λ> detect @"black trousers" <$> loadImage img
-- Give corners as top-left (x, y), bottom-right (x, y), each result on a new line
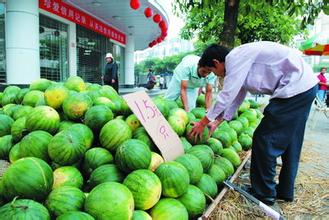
top-left (250, 85), bottom-right (317, 201)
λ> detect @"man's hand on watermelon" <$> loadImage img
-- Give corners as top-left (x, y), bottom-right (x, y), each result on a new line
top-left (190, 117), bottom-right (210, 142)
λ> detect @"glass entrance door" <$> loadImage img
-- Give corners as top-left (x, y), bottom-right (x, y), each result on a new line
top-left (39, 14), bottom-right (69, 82)
top-left (0, 3), bottom-right (5, 83)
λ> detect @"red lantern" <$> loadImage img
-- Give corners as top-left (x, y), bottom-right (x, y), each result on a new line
top-left (149, 42), bottom-right (153, 47)
top-left (161, 32), bottom-right (167, 37)
top-left (157, 37), bottom-right (162, 43)
top-left (159, 21), bottom-right (167, 29)
top-left (144, 7), bottom-right (153, 18)
top-left (152, 40), bottom-right (157, 46)
top-left (153, 14), bottom-right (162, 23)
top-left (130, 0), bottom-right (140, 10)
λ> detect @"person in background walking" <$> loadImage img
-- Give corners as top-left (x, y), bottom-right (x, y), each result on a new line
top-left (317, 67), bottom-right (329, 102)
top-left (159, 75), bottom-right (165, 89)
top-left (190, 42), bottom-right (318, 207)
top-left (103, 53), bottom-right (119, 93)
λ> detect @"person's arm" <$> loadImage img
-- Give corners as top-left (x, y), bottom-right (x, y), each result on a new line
top-left (180, 80), bottom-right (189, 112)
top-left (191, 55), bottom-right (254, 139)
top-left (222, 87), bottom-right (247, 120)
top-left (205, 84), bottom-right (213, 111)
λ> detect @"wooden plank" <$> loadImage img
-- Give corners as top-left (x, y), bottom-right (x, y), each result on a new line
top-left (201, 150), bottom-right (252, 220)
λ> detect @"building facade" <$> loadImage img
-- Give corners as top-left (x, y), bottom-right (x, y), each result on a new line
top-left (0, 0), bottom-right (169, 87)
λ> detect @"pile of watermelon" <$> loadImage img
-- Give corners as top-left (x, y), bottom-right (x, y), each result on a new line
top-left (0, 76), bottom-right (263, 220)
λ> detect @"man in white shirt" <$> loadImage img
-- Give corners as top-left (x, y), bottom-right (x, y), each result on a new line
top-left (191, 42), bottom-right (318, 206)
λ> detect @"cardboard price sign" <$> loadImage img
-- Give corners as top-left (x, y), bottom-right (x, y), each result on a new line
top-left (123, 91), bottom-right (184, 161)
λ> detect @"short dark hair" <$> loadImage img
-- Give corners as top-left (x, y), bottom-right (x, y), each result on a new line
top-left (198, 44), bottom-right (230, 67)
top-left (321, 67), bottom-right (327, 71)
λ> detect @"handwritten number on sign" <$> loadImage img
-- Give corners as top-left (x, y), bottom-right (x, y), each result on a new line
top-left (143, 100), bottom-right (156, 119)
top-left (159, 125), bottom-right (169, 139)
top-left (134, 101), bottom-right (146, 122)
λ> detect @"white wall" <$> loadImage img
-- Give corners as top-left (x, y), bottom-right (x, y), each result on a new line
top-left (124, 35), bottom-right (135, 86)
top-left (6, 0), bottom-right (40, 84)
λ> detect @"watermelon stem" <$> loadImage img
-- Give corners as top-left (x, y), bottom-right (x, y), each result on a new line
top-left (10, 196), bottom-right (28, 210)
top-left (204, 193), bottom-right (215, 202)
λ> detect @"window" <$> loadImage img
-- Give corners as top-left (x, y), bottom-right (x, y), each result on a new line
top-left (76, 25), bottom-right (108, 84)
top-left (39, 14), bottom-right (69, 82)
top-left (0, 3), bottom-right (5, 83)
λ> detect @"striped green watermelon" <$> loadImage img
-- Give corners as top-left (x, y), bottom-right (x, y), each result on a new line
top-left (85, 182), bottom-right (134, 220)
top-left (207, 164), bottom-right (226, 185)
top-left (180, 137), bottom-right (192, 152)
top-left (30, 78), bottom-right (52, 91)
top-left (64, 76), bottom-right (86, 92)
top-left (58, 120), bottom-right (75, 132)
top-left (148, 152), bottom-right (164, 172)
top-left (178, 185), bottom-right (206, 218)
top-left (57, 211), bottom-right (94, 220)
top-left (25, 106), bottom-right (60, 134)
top-left (125, 114), bottom-right (141, 132)
top-left (168, 115), bottom-right (186, 136)
top-left (132, 210), bottom-right (152, 220)
top-left (82, 147), bottom-right (113, 175)
top-left (155, 161), bottom-right (190, 198)
top-left (133, 127), bottom-right (156, 151)
top-left (12, 105), bottom-right (32, 120)
top-left (169, 108), bottom-right (189, 124)
top-left (9, 143), bottom-right (21, 163)
top-left (88, 164), bottom-right (124, 189)
top-left (84, 105), bottom-right (113, 133)
top-left (1, 86), bottom-right (20, 105)
top-left (214, 156), bottom-right (234, 178)
top-left (207, 138), bottom-right (223, 155)
top-left (99, 119), bottom-right (132, 151)
top-left (48, 130), bottom-right (87, 165)
top-left (11, 117), bottom-right (27, 142)
top-left (123, 169), bottom-right (161, 210)
top-left (1, 157), bottom-right (53, 201)
top-left (14, 88), bottom-right (29, 104)
top-left (221, 148), bottom-right (241, 168)
top-left (93, 97), bottom-right (120, 115)
top-left (150, 198), bottom-right (188, 220)
top-left (44, 83), bottom-right (69, 109)
top-left (99, 85), bottom-right (120, 100)
top-left (115, 139), bottom-right (151, 173)
top-left (19, 130), bottom-right (52, 162)
top-left (70, 123), bottom-right (94, 149)
top-left (53, 166), bottom-right (84, 189)
top-left (0, 114), bottom-right (14, 137)
top-left (0, 135), bottom-right (13, 160)
top-left (175, 154), bottom-right (203, 184)
top-left (22, 90), bottom-right (45, 107)
top-left (186, 145), bottom-right (214, 172)
top-left (196, 174), bottom-right (218, 199)
top-left (62, 92), bottom-right (92, 120)
top-left (0, 199), bottom-right (50, 219)
top-left (46, 186), bottom-right (85, 217)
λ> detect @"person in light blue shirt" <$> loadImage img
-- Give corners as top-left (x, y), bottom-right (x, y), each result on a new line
top-left (165, 54), bottom-right (217, 112)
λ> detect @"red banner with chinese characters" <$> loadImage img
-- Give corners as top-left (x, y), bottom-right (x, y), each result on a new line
top-left (39, 0), bottom-right (126, 45)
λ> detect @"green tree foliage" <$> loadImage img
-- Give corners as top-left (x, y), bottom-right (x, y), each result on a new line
top-left (173, 0), bottom-right (329, 47)
top-left (134, 52), bottom-right (193, 76)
